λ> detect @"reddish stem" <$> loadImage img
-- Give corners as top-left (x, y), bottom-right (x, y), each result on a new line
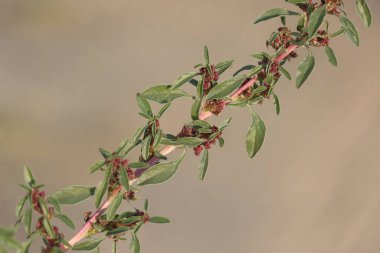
top-left (64, 44), bottom-right (299, 251)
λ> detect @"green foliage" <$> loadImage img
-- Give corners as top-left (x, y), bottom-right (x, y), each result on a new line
top-left (138, 151), bottom-right (185, 186)
top-left (254, 8), bottom-right (299, 24)
top-left (246, 110), bottom-right (266, 159)
top-left (52, 185), bottom-right (96, 206)
top-left (356, 0), bottom-right (372, 27)
top-left (296, 52), bottom-right (315, 89)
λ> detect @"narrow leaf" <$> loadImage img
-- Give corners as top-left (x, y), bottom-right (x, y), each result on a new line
top-left (340, 16), bottom-right (360, 46)
top-left (55, 214), bottom-right (75, 230)
top-left (95, 167), bottom-right (112, 208)
top-left (107, 191), bottom-right (123, 220)
top-left (254, 8), bottom-right (299, 24)
top-left (206, 76), bottom-right (246, 100)
top-left (273, 93), bottom-right (281, 115)
top-left (176, 137), bottom-right (205, 147)
top-left (140, 85), bottom-right (190, 104)
top-left (246, 110), bottom-right (266, 158)
top-left (356, 0), bottom-right (372, 27)
top-left (52, 186), bottom-right (95, 206)
top-left (72, 238), bottom-right (106, 251)
top-left (137, 151), bottom-right (185, 186)
top-left (308, 5), bottom-right (326, 38)
top-left (23, 166), bottom-right (35, 187)
top-left (149, 216), bottom-right (170, 223)
top-left (119, 167), bottom-right (130, 192)
top-left (198, 149), bottom-right (209, 180)
top-left (296, 52), bottom-right (315, 89)
top-left (172, 72), bottom-right (198, 90)
top-left (325, 46), bottom-right (337, 67)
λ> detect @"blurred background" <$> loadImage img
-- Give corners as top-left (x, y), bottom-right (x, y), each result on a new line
top-left (0, 0), bottom-right (379, 252)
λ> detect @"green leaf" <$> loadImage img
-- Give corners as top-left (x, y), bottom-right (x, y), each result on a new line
top-left (142, 136), bottom-right (152, 160)
top-left (215, 60), bottom-right (234, 75)
top-left (246, 110), bottom-right (266, 158)
top-left (137, 151), bottom-right (185, 186)
top-left (52, 185), bottom-right (95, 206)
top-left (129, 162), bottom-right (149, 169)
top-left (296, 52), bottom-right (315, 89)
top-left (272, 93), bottom-right (280, 115)
top-left (286, 0), bottom-right (306, 3)
top-left (23, 166), bottom-right (35, 187)
top-left (55, 214), bottom-right (75, 230)
top-left (72, 237), bottom-right (106, 251)
top-left (340, 16), bottom-right (360, 46)
top-left (191, 99), bottom-right (201, 121)
top-left (131, 233), bottom-right (140, 253)
top-left (246, 65), bottom-right (264, 78)
top-left (149, 216), bottom-right (170, 224)
top-left (0, 227), bottom-right (16, 238)
top-left (106, 227), bottom-right (130, 236)
top-left (95, 167), bottom-right (112, 208)
top-left (144, 199), bottom-right (149, 212)
top-left (38, 197), bottom-right (49, 216)
top-left (107, 191), bottom-right (124, 220)
top-left (172, 72), bottom-right (198, 90)
top-left (325, 46), bottom-right (337, 67)
top-left (308, 5), bottom-right (326, 38)
top-left (15, 195), bottom-right (28, 218)
top-left (206, 76), bottom-right (246, 100)
top-left (136, 94), bottom-right (153, 116)
top-left (176, 137), bottom-right (205, 147)
top-left (43, 217), bottom-right (55, 239)
top-left (23, 208), bottom-right (32, 235)
top-left (198, 149), bottom-right (209, 180)
top-left (254, 8), bottom-right (299, 24)
top-left (47, 197), bottom-right (61, 213)
top-left (119, 168), bottom-right (130, 192)
top-left (140, 85), bottom-right (190, 104)
top-left (279, 66), bottom-right (291, 80)
top-left (89, 161), bottom-right (106, 174)
top-left (356, 0), bottom-right (372, 27)
top-left (203, 46), bottom-right (210, 65)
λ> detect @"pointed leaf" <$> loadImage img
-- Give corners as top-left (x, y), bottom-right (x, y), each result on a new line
top-left (149, 216), bottom-right (170, 224)
top-left (325, 46), bottom-right (337, 67)
top-left (137, 151), bottom-right (185, 186)
top-left (95, 167), bottom-right (112, 208)
top-left (55, 214), bottom-right (75, 230)
top-left (356, 0), bottom-right (372, 27)
top-left (254, 8), bottom-right (299, 24)
top-left (172, 72), bottom-right (198, 90)
top-left (206, 76), bottom-right (246, 100)
top-left (107, 191), bottom-right (124, 220)
top-left (72, 238), bottom-right (106, 251)
top-left (140, 85), bottom-right (190, 104)
top-left (340, 16), bottom-right (360, 46)
top-left (198, 149), bottom-right (209, 180)
top-left (52, 186), bottom-right (95, 206)
top-left (176, 137), bottom-right (205, 147)
top-left (246, 111), bottom-right (266, 158)
top-left (308, 5), bottom-right (326, 38)
top-left (296, 52), bottom-right (315, 88)
top-left (273, 93), bottom-right (281, 115)
top-left (119, 167), bottom-right (130, 192)
top-left (23, 166), bottom-right (35, 187)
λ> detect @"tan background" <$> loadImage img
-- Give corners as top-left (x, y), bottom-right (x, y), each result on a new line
top-left (1, 0), bottom-right (380, 252)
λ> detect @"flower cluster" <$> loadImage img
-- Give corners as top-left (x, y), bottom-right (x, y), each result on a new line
top-left (199, 65), bottom-right (219, 93)
top-left (309, 30), bottom-right (329, 47)
top-left (204, 99), bottom-right (225, 115)
top-left (179, 125), bottom-right (222, 156)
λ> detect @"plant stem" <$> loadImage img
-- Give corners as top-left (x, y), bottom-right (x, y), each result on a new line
top-left (64, 44), bottom-right (298, 251)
